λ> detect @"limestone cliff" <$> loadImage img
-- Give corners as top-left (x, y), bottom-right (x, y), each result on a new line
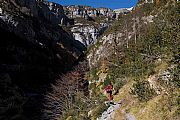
top-left (62, 5), bottom-right (133, 47)
top-left (64, 5), bottom-right (116, 47)
top-left (64, 5), bottom-right (115, 19)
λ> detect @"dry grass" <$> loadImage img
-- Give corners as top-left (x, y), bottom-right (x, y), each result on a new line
top-left (113, 80), bottom-right (135, 120)
top-left (113, 71), bottom-right (179, 120)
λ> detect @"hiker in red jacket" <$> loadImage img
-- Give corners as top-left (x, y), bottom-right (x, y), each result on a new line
top-left (105, 82), bottom-right (113, 101)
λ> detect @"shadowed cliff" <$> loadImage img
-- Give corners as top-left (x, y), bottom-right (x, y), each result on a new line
top-left (0, 0), bottom-right (86, 119)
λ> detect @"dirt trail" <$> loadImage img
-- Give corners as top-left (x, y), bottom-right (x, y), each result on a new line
top-left (97, 99), bottom-right (136, 120)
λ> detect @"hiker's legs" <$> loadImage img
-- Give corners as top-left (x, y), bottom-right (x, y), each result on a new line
top-left (106, 92), bottom-right (111, 101)
top-left (107, 91), bottom-right (113, 101)
top-left (110, 93), bottom-right (113, 100)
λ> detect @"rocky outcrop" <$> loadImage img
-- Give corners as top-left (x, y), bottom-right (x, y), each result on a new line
top-left (71, 23), bottom-right (110, 46)
top-left (72, 25), bottom-right (99, 46)
top-left (97, 103), bottom-right (121, 120)
top-left (0, 0), bottom-right (85, 119)
top-left (114, 8), bottom-right (132, 19)
top-left (64, 5), bottom-right (115, 19)
top-left (43, 1), bottom-right (74, 25)
top-left (97, 100), bottom-right (135, 120)
top-left (14, 0), bottom-right (73, 25)
top-left (63, 6), bottom-right (133, 47)
top-left (63, 5), bottom-right (115, 46)
top-left (87, 31), bottom-right (127, 68)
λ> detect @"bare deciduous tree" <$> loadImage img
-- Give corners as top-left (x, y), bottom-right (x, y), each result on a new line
top-left (42, 61), bottom-right (89, 120)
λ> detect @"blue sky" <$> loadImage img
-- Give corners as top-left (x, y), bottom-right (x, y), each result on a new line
top-left (48, 0), bottom-right (138, 10)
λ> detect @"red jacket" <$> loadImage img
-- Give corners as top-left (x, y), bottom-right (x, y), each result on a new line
top-left (105, 84), bottom-right (113, 92)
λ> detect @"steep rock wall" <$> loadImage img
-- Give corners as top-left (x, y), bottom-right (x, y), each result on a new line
top-left (0, 0), bottom-right (85, 119)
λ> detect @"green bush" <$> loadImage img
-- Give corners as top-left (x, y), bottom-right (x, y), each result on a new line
top-left (90, 67), bottom-right (99, 80)
top-left (169, 54), bottom-right (179, 89)
top-left (130, 80), bottom-right (157, 102)
top-left (171, 65), bottom-right (180, 88)
top-left (143, 3), bottom-right (155, 12)
top-left (113, 78), bottom-right (127, 92)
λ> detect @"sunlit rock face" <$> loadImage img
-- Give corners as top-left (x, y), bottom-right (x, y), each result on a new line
top-left (63, 5), bottom-right (133, 47)
top-left (113, 8), bottom-right (131, 19)
top-left (71, 23), bottom-right (110, 46)
top-left (14, 0), bottom-right (73, 25)
top-left (63, 5), bottom-right (115, 46)
top-left (43, 1), bottom-right (74, 25)
top-left (71, 26), bottom-right (99, 46)
top-left (63, 5), bottom-right (115, 19)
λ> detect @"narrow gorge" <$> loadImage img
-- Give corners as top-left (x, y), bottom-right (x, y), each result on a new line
top-left (0, 0), bottom-right (179, 120)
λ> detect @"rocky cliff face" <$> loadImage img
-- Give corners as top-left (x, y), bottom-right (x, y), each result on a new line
top-left (13, 0), bottom-right (73, 25)
top-left (44, 1), bottom-right (74, 25)
top-left (63, 5), bottom-right (115, 47)
top-left (0, 0), bottom-right (85, 119)
top-left (64, 5), bottom-right (115, 19)
top-left (63, 5), bottom-right (133, 47)
top-left (71, 22), bottom-right (110, 46)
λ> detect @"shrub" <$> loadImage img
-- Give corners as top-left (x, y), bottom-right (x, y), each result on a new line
top-left (113, 78), bottom-right (127, 93)
top-left (90, 67), bottom-right (99, 81)
top-left (130, 80), bottom-right (157, 102)
top-left (170, 65), bottom-right (180, 88)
